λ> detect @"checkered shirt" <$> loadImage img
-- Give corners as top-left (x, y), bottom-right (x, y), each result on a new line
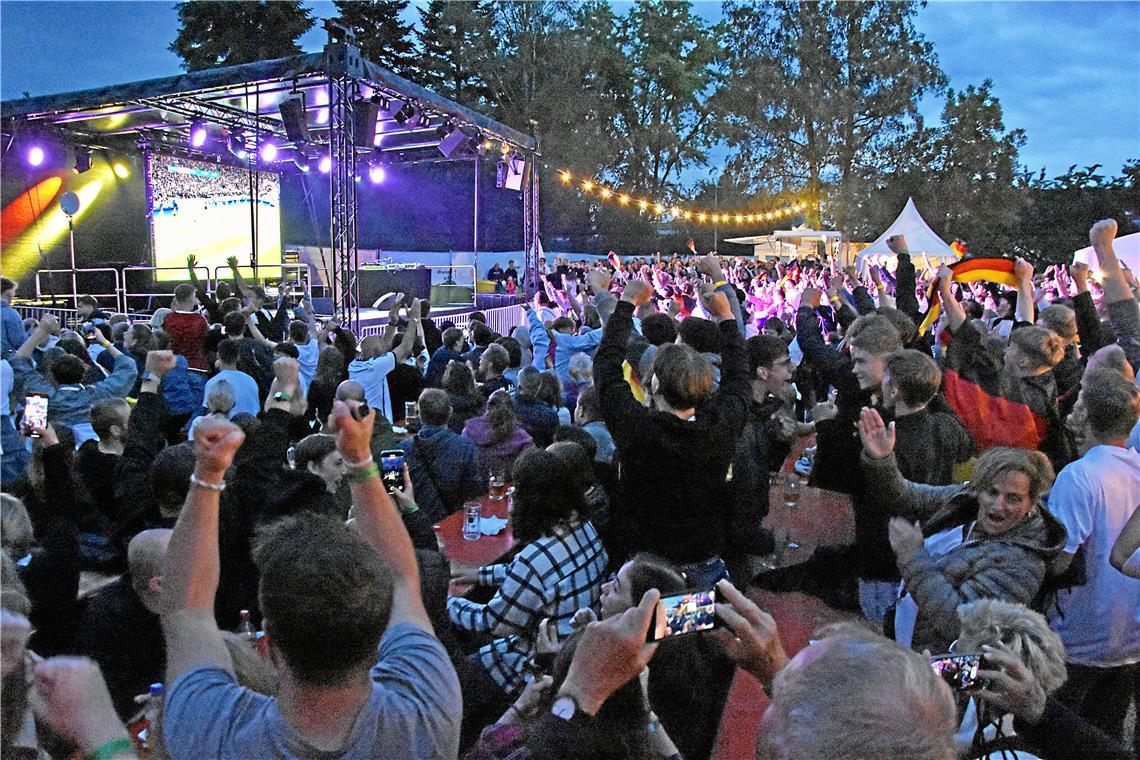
top-left (448, 519), bottom-right (608, 695)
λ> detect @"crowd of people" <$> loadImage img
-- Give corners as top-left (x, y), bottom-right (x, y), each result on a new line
top-left (0, 218), bottom-right (1138, 760)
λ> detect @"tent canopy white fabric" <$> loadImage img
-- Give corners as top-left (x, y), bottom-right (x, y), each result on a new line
top-left (856, 198), bottom-right (956, 268)
top-left (1072, 231), bottom-right (1140, 274)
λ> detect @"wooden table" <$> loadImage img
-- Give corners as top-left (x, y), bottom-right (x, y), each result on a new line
top-left (433, 493), bottom-right (516, 594)
top-left (759, 434), bottom-right (855, 569)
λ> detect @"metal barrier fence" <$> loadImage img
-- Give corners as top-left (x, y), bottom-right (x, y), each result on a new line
top-left (35, 268), bottom-right (123, 313)
top-left (355, 303), bottom-right (526, 339)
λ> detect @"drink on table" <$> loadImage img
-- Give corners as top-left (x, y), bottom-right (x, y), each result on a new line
top-left (783, 474), bottom-right (801, 509)
top-left (463, 501), bottom-right (482, 541)
top-left (239, 609), bottom-right (257, 644)
top-left (488, 471), bottom-right (507, 501)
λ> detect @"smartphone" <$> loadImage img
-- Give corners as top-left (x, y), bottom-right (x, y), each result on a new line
top-left (380, 450), bottom-right (404, 493)
top-left (646, 588), bottom-right (719, 642)
top-left (22, 393), bottom-right (48, 437)
top-left (929, 653), bottom-right (988, 692)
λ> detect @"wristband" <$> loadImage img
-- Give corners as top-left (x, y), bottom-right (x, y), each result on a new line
top-left (828, 294), bottom-right (841, 303)
top-left (712, 280), bottom-right (728, 289)
top-left (343, 454), bottom-right (374, 469)
top-left (347, 462), bottom-right (379, 484)
top-left (272, 391), bottom-right (292, 402)
top-left (400, 502), bottom-right (419, 515)
top-left (189, 473), bottom-right (226, 492)
top-left (83, 737), bottom-right (135, 760)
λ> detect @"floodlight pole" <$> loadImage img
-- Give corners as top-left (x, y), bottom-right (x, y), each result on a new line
top-left (522, 121), bottom-right (541, 296)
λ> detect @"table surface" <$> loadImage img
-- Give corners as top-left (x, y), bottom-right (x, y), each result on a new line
top-left (761, 434), bottom-right (855, 568)
top-left (434, 493), bottom-right (515, 593)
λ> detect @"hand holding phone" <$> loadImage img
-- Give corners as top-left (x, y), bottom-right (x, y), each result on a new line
top-left (380, 450), bottom-right (405, 493)
top-left (929, 652), bottom-right (989, 692)
top-left (22, 394), bottom-right (49, 438)
top-left (646, 588), bottom-right (719, 642)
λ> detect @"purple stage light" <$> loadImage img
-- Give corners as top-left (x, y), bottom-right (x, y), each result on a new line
top-left (260, 142), bottom-right (278, 162)
top-left (27, 146), bottom-right (45, 167)
top-left (368, 164), bottom-right (385, 184)
top-left (318, 155), bottom-right (332, 173)
top-left (190, 122), bottom-right (208, 148)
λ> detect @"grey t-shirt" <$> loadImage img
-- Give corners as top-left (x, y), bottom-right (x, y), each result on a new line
top-left (163, 624), bottom-right (461, 759)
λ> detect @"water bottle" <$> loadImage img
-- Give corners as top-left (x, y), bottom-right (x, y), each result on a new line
top-left (239, 609), bottom-right (257, 644)
top-left (463, 501), bottom-right (482, 541)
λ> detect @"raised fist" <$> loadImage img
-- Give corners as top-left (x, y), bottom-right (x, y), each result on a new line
top-left (1089, 219), bottom-right (1118, 248)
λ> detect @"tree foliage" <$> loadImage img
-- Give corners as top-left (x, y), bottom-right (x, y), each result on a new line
top-left (333, 0), bottom-right (417, 77)
top-left (413, 0), bottom-right (496, 109)
top-left (169, 1), bottom-right (314, 72)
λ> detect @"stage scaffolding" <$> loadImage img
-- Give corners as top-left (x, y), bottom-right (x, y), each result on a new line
top-left (1, 26), bottom-right (539, 332)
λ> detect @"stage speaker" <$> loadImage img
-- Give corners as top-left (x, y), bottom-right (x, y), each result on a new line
top-left (353, 99), bottom-right (381, 148)
top-left (499, 156), bottom-right (526, 191)
top-left (438, 128), bottom-right (469, 158)
top-left (279, 98), bottom-right (311, 144)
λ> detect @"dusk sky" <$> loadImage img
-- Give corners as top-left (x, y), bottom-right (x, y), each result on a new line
top-left (2, 0), bottom-right (1136, 181)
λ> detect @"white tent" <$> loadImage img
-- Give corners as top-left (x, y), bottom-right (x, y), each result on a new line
top-left (856, 197), bottom-right (956, 269)
top-left (1072, 231), bottom-right (1140, 274)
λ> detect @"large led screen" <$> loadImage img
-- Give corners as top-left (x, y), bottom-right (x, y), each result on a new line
top-left (149, 154), bottom-right (281, 281)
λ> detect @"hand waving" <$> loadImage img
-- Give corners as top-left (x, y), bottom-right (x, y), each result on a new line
top-left (858, 407), bottom-right (896, 460)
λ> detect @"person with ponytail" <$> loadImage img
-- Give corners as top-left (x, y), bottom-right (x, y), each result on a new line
top-left (462, 389), bottom-right (533, 479)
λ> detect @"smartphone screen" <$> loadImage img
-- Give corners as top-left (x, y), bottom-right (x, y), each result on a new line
top-left (929, 653), bottom-right (987, 691)
top-left (647, 588), bottom-right (718, 642)
top-left (380, 450), bottom-right (404, 493)
top-left (23, 394), bottom-right (48, 436)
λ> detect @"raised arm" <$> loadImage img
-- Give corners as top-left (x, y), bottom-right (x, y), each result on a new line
top-left (331, 400), bottom-right (431, 631)
top-left (1090, 219), bottom-right (1132, 305)
top-left (226, 256), bottom-right (255, 300)
top-left (1013, 257), bottom-right (1036, 324)
top-left (937, 265), bottom-right (968, 332)
top-left (161, 417), bottom-right (246, 683)
top-left (391, 298), bottom-right (422, 364)
top-left (888, 236), bottom-right (920, 321)
top-left (594, 281), bottom-right (651, 446)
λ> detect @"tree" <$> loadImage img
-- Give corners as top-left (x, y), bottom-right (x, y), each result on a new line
top-left (715, 0), bottom-right (944, 228)
top-left (414, 0), bottom-right (496, 109)
top-left (170, 1), bottom-right (314, 72)
top-left (922, 80), bottom-right (1026, 255)
top-left (1015, 160), bottom-right (1139, 263)
top-left (333, 0), bottom-right (417, 77)
top-left (613, 1), bottom-right (722, 195)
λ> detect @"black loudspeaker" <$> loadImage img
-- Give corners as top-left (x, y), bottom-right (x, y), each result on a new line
top-left (279, 98), bottom-right (311, 144)
top-left (438, 128), bottom-right (469, 158)
top-left (352, 100), bottom-right (381, 148)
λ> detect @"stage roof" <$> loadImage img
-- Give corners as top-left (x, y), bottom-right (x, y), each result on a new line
top-left (0, 41), bottom-right (535, 166)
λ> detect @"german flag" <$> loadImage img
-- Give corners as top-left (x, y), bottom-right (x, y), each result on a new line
top-left (917, 257), bottom-right (1021, 336)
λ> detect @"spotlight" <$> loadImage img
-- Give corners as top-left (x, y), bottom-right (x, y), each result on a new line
top-left (293, 149), bottom-right (311, 173)
top-left (73, 148), bottom-right (92, 174)
top-left (228, 131), bottom-right (247, 160)
top-left (113, 162), bottom-right (130, 179)
top-left (189, 120), bottom-right (208, 148)
top-left (368, 163), bottom-right (385, 184)
top-left (260, 142), bottom-right (278, 162)
top-left (393, 102), bottom-right (416, 125)
top-left (27, 146), bottom-right (45, 167)
top-left (318, 155), bottom-right (332, 173)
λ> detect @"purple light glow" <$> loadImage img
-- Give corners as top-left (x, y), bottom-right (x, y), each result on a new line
top-left (27, 146), bottom-right (45, 166)
top-left (190, 124), bottom-right (208, 148)
top-left (260, 143), bottom-right (278, 162)
top-left (368, 164), bottom-right (385, 184)
top-left (318, 155), bottom-right (332, 173)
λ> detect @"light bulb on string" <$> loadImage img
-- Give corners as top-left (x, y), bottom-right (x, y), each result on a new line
top-left (600, 187), bottom-right (612, 199)
top-left (559, 170), bottom-right (572, 183)
top-left (618, 194), bottom-right (630, 205)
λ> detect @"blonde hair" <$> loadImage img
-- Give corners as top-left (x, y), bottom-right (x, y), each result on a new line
top-left (956, 599), bottom-right (1067, 694)
top-left (0, 495), bottom-right (33, 558)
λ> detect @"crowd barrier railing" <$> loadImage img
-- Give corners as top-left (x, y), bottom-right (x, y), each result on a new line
top-left (34, 268), bottom-right (123, 313)
top-left (122, 266), bottom-right (214, 313)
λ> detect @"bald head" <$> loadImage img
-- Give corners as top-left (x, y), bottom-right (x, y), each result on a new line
top-left (128, 529), bottom-right (172, 610)
top-left (336, 379), bottom-right (366, 403)
top-left (359, 335), bottom-right (385, 359)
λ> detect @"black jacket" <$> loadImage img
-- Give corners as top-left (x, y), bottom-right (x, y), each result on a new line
top-left (596, 300), bottom-right (750, 564)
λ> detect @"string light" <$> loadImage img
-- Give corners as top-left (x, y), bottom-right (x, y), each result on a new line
top-left (552, 167), bottom-right (807, 224)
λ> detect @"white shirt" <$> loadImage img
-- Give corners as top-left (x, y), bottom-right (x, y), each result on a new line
top-left (1046, 445), bottom-right (1140, 667)
top-left (348, 352), bottom-right (397, 421)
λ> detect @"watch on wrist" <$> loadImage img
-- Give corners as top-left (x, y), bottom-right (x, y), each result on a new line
top-left (272, 391), bottom-right (292, 402)
top-left (140, 371), bottom-right (158, 384)
top-left (551, 695), bottom-right (579, 721)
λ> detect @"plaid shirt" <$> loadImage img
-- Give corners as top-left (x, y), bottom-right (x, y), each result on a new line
top-left (448, 520), bottom-right (608, 695)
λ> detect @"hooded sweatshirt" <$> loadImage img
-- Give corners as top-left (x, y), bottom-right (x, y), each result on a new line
top-left (461, 414), bottom-right (533, 480)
